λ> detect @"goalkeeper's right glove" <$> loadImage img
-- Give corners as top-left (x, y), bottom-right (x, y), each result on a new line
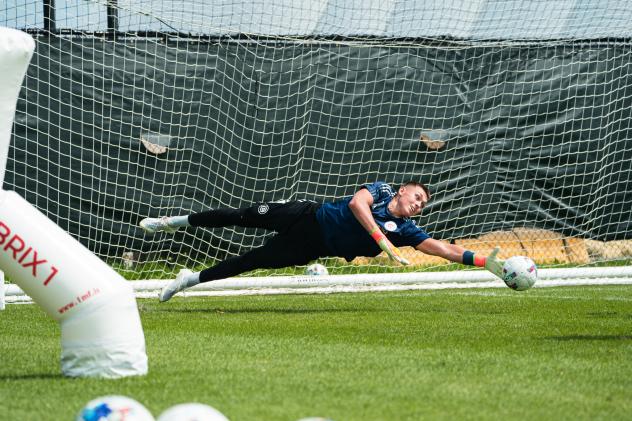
top-left (369, 227), bottom-right (410, 265)
top-left (484, 246), bottom-right (505, 279)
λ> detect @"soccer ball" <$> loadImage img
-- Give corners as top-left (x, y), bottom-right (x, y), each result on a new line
top-left (305, 263), bottom-right (328, 276)
top-left (502, 256), bottom-right (538, 291)
top-left (156, 403), bottom-right (229, 421)
top-left (76, 395), bottom-right (155, 421)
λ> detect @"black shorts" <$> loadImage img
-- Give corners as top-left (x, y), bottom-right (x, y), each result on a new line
top-left (192, 201), bottom-right (332, 283)
top-left (249, 200), bottom-right (331, 259)
top-left (243, 200), bottom-right (324, 236)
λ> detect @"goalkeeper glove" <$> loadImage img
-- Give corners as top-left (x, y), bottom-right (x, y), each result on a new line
top-left (369, 227), bottom-right (410, 265)
top-left (484, 246), bottom-right (505, 279)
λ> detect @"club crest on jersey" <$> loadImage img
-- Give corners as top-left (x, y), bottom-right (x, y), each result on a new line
top-left (384, 221), bottom-right (397, 232)
top-left (257, 204), bottom-right (269, 214)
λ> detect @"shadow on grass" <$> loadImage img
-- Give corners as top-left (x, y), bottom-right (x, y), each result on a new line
top-left (0, 373), bottom-right (63, 380)
top-left (544, 335), bottom-right (632, 341)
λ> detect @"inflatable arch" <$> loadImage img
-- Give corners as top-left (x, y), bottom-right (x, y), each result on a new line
top-left (0, 27), bottom-right (147, 378)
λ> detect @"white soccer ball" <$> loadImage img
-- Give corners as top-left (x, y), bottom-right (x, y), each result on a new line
top-left (76, 395), bottom-right (155, 421)
top-left (305, 263), bottom-right (329, 276)
top-left (156, 403), bottom-right (229, 421)
top-left (502, 256), bottom-right (538, 291)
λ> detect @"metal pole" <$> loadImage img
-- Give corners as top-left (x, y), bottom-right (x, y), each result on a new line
top-left (107, 0), bottom-right (119, 36)
top-left (43, 0), bottom-right (56, 33)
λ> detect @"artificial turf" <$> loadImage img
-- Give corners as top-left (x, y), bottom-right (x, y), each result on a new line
top-left (1, 285), bottom-right (631, 420)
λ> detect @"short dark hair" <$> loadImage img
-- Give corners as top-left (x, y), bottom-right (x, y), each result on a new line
top-left (400, 181), bottom-right (431, 201)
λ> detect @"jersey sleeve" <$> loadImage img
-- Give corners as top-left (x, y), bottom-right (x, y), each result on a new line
top-left (362, 181), bottom-right (394, 203)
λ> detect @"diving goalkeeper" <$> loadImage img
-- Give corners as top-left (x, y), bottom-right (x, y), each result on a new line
top-left (140, 181), bottom-right (505, 302)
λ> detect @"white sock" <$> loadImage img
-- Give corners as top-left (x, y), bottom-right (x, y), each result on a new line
top-left (183, 272), bottom-right (200, 288)
top-left (168, 215), bottom-right (191, 228)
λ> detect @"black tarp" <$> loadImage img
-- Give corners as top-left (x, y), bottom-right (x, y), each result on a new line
top-left (5, 37), bottom-right (632, 260)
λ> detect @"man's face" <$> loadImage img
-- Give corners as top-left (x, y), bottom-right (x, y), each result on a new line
top-left (394, 185), bottom-right (429, 217)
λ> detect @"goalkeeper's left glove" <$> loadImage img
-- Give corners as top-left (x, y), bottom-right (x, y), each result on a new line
top-left (369, 227), bottom-right (410, 265)
top-left (484, 246), bottom-right (505, 279)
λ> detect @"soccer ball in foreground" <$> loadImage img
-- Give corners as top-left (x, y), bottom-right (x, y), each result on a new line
top-left (76, 395), bottom-right (154, 421)
top-left (502, 256), bottom-right (538, 291)
top-left (156, 403), bottom-right (229, 421)
top-left (305, 263), bottom-right (329, 276)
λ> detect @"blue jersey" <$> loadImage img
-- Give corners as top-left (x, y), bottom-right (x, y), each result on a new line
top-left (316, 182), bottom-right (430, 261)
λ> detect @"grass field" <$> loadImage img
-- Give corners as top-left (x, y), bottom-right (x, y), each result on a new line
top-left (1, 285), bottom-right (632, 420)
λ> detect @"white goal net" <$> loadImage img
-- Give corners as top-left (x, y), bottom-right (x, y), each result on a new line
top-left (2, 1), bottom-right (632, 292)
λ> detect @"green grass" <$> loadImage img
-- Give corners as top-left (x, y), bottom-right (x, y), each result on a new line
top-left (1, 286), bottom-right (632, 420)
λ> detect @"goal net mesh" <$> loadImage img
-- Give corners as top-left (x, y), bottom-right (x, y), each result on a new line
top-left (3, 1), bottom-right (632, 280)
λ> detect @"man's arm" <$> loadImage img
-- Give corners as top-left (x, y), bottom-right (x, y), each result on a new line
top-left (416, 239), bottom-right (505, 279)
top-left (348, 188), bottom-right (409, 265)
top-left (415, 238), bottom-right (467, 263)
top-left (348, 188), bottom-right (380, 232)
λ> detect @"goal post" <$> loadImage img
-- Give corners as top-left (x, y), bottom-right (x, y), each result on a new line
top-left (6, 265), bottom-right (632, 303)
top-left (2, 1), bottom-right (632, 290)
top-left (0, 271), bottom-right (5, 310)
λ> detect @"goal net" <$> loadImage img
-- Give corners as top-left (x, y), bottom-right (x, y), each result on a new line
top-left (2, 1), bottom-right (632, 292)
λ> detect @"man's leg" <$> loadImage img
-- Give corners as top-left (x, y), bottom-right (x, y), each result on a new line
top-left (159, 234), bottom-right (320, 302)
top-left (141, 201), bottom-right (315, 234)
top-left (199, 235), bottom-right (315, 282)
top-left (189, 201), bottom-right (316, 233)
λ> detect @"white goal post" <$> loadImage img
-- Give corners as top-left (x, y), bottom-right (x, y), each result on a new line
top-left (5, 265), bottom-right (632, 303)
top-left (0, 271), bottom-right (5, 310)
top-left (2, 1), bottom-right (632, 291)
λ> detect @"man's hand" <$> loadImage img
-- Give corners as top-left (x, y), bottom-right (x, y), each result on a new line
top-left (485, 246), bottom-right (505, 279)
top-left (370, 227), bottom-right (410, 265)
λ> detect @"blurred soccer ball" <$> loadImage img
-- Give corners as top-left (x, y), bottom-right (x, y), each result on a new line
top-left (156, 403), bottom-right (229, 421)
top-left (502, 256), bottom-right (538, 291)
top-left (76, 395), bottom-right (154, 421)
top-left (305, 263), bottom-right (328, 276)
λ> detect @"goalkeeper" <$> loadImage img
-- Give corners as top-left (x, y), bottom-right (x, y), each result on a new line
top-left (140, 181), bottom-right (504, 302)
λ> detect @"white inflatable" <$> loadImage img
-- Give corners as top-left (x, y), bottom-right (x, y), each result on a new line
top-left (0, 27), bottom-right (147, 378)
